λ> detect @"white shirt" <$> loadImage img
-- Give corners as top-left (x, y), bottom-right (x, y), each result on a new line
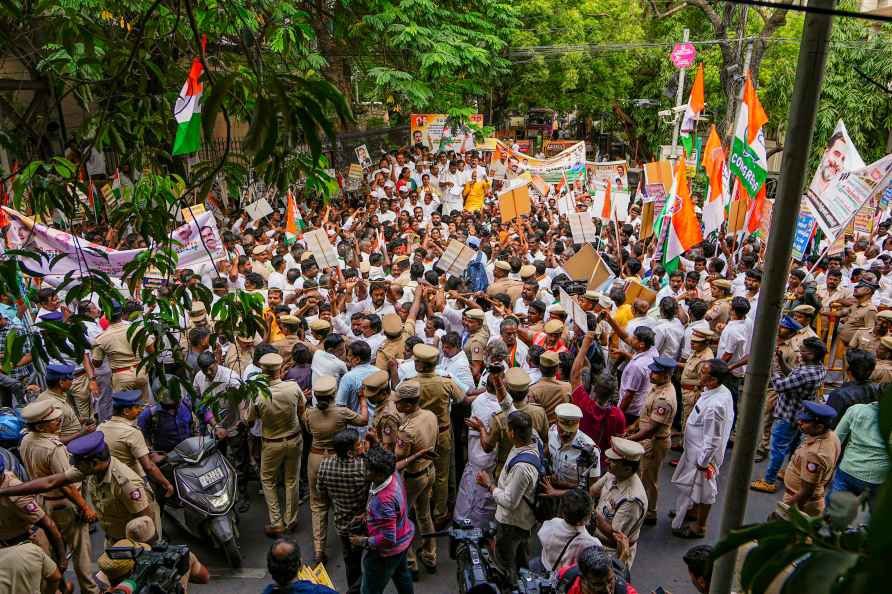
top-left (437, 350), bottom-right (475, 393)
top-left (267, 270), bottom-right (287, 291)
top-left (468, 391), bottom-right (502, 467)
top-left (547, 426), bottom-right (600, 484)
top-left (311, 350), bottom-right (348, 386)
top-left (194, 365), bottom-right (242, 398)
top-left (537, 519), bottom-right (602, 572)
top-left (717, 319), bottom-right (749, 378)
top-left (654, 317), bottom-right (685, 360)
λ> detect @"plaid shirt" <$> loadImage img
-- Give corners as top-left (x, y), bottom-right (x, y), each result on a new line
top-left (316, 455), bottom-right (369, 536)
top-left (771, 363), bottom-right (826, 422)
top-left (0, 324), bottom-right (35, 383)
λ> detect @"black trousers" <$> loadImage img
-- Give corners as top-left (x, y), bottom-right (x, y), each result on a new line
top-left (493, 521), bottom-right (531, 584)
top-left (340, 534), bottom-right (364, 594)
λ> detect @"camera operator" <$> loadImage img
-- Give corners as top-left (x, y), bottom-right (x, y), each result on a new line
top-left (556, 545), bottom-right (639, 594)
top-left (536, 488), bottom-right (601, 574)
top-left (126, 517), bottom-right (208, 590)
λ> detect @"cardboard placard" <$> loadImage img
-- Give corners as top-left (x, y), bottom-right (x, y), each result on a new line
top-left (640, 202), bottom-right (655, 240)
top-left (436, 239), bottom-right (476, 276)
top-left (727, 197), bottom-right (749, 235)
top-left (245, 198), bottom-right (274, 222)
top-left (347, 164), bottom-right (363, 188)
top-left (499, 185), bottom-right (532, 222)
top-left (624, 279), bottom-right (657, 306)
top-left (559, 287), bottom-right (590, 333)
top-left (530, 175), bottom-right (547, 196)
top-left (302, 229), bottom-right (340, 269)
top-left (568, 213), bottom-right (599, 244)
top-left (587, 251), bottom-right (615, 293)
top-left (563, 243), bottom-right (598, 282)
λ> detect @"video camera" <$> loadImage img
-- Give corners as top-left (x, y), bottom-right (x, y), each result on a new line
top-left (449, 520), bottom-right (504, 594)
top-left (512, 568), bottom-right (560, 594)
top-left (106, 542), bottom-right (191, 594)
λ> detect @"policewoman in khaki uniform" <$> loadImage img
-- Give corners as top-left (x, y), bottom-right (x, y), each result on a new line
top-left (246, 353), bottom-right (306, 536)
top-left (412, 343), bottom-right (468, 526)
top-left (304, 374), bottom-right (368, 562)
top-left (36, 364), bottom-right (93, 443)
top-left (626, 356), bottom-right (677, 523)
top-left (18, 400), bottom-right (97, 593)
top-left (847, 309), bottom-right (892, 356)
top-left (99, 390), bottom-right (174, 531)
top-left (589, 437), bottom-right (647, 568)
top-left (782, 402), bottom-right (841, 517)
top-left (92, 301), bottom-right (151, 401)
top-left (365, 370), bottom-right (401, 452)
top-left (394, 381), bottom-right (439, 574)
top-left (527, 351), bottom-right (571, 425)
top-left (680, 329), bottom-right (714, 432)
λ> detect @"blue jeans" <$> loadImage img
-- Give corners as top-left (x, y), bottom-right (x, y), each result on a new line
top-left (826, 468), bottom-right (881, 511)
top-left (765, 418), bottom-right (798, 484)
top-left (361, 549), bottom-right (414, 594)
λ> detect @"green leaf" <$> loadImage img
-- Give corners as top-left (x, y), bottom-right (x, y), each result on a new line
top-left (780, 550), bottom-right (858, 594)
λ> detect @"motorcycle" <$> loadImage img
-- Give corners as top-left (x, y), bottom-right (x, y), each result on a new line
top-left (161, 435), bottom-right (242, 568)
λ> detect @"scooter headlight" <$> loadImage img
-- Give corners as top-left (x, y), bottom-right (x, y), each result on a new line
top-left (207, 490), bottom-right (231, 511)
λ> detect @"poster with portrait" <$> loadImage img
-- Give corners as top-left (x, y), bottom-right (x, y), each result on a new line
top-left (410, 114), bottom-right (484, 153)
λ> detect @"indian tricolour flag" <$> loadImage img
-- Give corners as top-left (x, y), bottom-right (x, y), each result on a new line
top-left (661, 153), bottom-right (702, 273)
top-left (701, 125), bottom-right (727, 237)
top-left (284, 191), bottom-right (305, 244)
top-left (172, 56), bottom-right (204, 156)
top-left (679, 63), bottom-right (704, 158)
top-left (729, 73), bottom-right (768, 232)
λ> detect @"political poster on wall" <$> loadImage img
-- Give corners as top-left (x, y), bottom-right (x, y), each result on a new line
top-left (410, 114), bottom-right (483, 153)
top-left (586, 161), bottom-right (630, 192)
top-left (493, 140), bottom-right (587, 181)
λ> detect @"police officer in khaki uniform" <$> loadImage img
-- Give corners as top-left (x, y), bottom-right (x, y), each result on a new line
top-left (473, 367), bottom-right (548, 478)
top-left (412, 343), bottom-right (468, 527)
top-left (0, 542), bottom-right (64, 594)
top-left (270, 315), bottom-right (305, 368)
top-left (224, 334), bottom-right (256, 375)
top-left (36, 364), bottom-right (93, 443)
top-left (527, 351), bottom-right (570, 425)
top-left (374, 314), bottom-right (411, 370)
top-left (394, 381), bottom-right (439, 575)
top-left (487, 261), bottom-right (524, 302)
top-left (304, 375), bottom-right (368, 563)
top-left (626, 356), bottom-right (677, 524)
top-left (365, 370), bottom-right (401, 451)
top-left (838, 279), bottom-right (878, 346)
top-left (680, 329), bottom-right (714, 432)
top-left (587, 437), bottom-right (647, 568)
top-left (39, 311), bottom-right (99, 421)
top-left (92, 301), bottom-right (151, 401)
top-left (462, 308), bottom-right (490, 383)
top-left (246, 353), bottom-right (306, 536)
top-left (17, 400), bottom-right (96, 593)
top-left (756, 317), bottom-right (801, 461)
top-left (99, 391), bottom-right (174, 516)
top-left (781, 402), bottom-right (841, 517)
top-left (847, 309), bottom-right (892, 356)
top-left (789, 304), bottom-right (819, 353)
top-left (704, 279), bottom-right (732, 331)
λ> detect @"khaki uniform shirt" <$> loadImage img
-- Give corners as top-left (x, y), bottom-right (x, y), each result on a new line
top-left (19, 432), bottom-right (78, 502)
top-left (68, 457), bottom-right (151, 541)
top-left (304, 406), bottom-right (362, 449)
top-left (98, 416), bottom-right (150, 477)
top-left (593, 472), bottom-right (647, 567)
top-left (374, 335), bottom-right (407, 371)
top-left (0, 542), bottom-right (58, 594)
top-left (464, 328), bottom-right (490, 364)
top-left (36, 389), bottom-right (81, 438)
top-left (848, 327), bottom-right (880, 355)
top-left (487, 278), bottom-right (524, 303)
top-left (371, 396), bottom-right (402, 451)
top-left (681, 347), bottom-right (712, 391)
top-left (396, 408), bottom-right (438, 474)
top-left (839, 301), bottom-right (877, 344)
top-left (528, 376), bottom-right (571, 425)
top-left (0, 472), bottom-right (45, 540)
top-left (415, 371), bottom-right (465, 428)
top-left (871, 359), bottom-right (892, 383)
top-left (637, 382), bottom-right (676, 452)
top-left (92, 321), bottom-right (140, 369)
top-left (705, 297), bottom-right (731, 330)
top-left (247, 379), bottom-right (305, 440)
top-left (270, 335), bottom-right (302, 369)
top-left (783, 430), bottom-right (841, 514)
top-left (224, 343), bottom-right (254, 375)
top-left (789, 326), bottom-right (818, 354)
top-left (771, 339), bottom-right (799, 376)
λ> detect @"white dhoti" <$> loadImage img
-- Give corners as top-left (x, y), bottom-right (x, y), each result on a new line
top-left (453, 432), bottom-right (497, 527)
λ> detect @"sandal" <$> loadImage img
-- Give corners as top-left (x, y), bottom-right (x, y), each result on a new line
top-left (672, 525), bottom-right (706, 539)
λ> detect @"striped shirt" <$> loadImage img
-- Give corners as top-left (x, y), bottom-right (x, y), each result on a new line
top-left (366, 473), bottom-right (415, 557)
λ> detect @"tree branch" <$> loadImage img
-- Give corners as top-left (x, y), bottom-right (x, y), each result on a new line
top-left (686, 0), bottom-right (724, 31)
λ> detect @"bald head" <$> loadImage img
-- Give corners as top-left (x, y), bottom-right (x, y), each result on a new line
top-left (268, 538), bottom-right (302, 586)
top-left (633, 299), bottom-right (649, 315)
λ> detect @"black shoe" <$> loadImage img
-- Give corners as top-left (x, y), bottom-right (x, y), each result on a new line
top-left (411, 569), bottom-right (420, 582)
top-left (421, 560), bottom-right (437, 575)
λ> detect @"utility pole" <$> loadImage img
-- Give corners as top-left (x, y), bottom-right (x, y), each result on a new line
top-left (669, 28), bottom-right (690, 160)
top-left (726, 40), bottom-right (753, 149)
top-left (708, 1), bottom-right (837, 593)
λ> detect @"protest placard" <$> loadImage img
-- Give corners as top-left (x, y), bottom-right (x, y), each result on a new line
top-left (567, 213), bottom-right (598, 244)
top-left (499, 185), bottom-right (532, 222)
top-left (245, 197), bottom-right (274, 222)
top-left (302, 229), bottom-right (340, 269)
top-left (558, 194), bottom-right (574, 216)
top-left (563, 243), bottom-right (598, 282)
top-left (640, 202), bottom-right (655, 240)
top-left (181, 203), bottom-right (206, 222)
top-left (624, 279), bottom-right (657, 306)
top-left (347, 164), bottom-right (363, 189)
top-left (727, 197), bottom-right (748, 235)
top-left (587, 251), bottom-right (615, 293)
top-left (792, 213), bottom-right (816, 261)
top-left (435, 239), bottom-right (476, 276)
top-left (411, 114), bottom-right (483, 153)
top-left (355, 144), bottom-right (372, 169)
top-left (559, 287), bottom-right (590, 333)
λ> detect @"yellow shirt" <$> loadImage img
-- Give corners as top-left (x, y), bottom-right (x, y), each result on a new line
top-left (614, 304), bottom-right (634, 329)
top-left (463, 180), bottom-right (489, 212)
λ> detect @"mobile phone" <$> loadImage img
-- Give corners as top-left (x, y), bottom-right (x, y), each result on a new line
top-left (654, 587), bottom-right (668, 594)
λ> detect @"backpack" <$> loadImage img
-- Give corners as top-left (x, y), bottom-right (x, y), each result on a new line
top-left (464, 251), bottom-right (489, 293)
top-left (504, 448), bottom-right (550, 524)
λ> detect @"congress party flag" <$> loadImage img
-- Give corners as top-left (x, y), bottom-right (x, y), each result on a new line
top-left (172, 53), bottom-right (205, 156)
top-left (729, 73), bottom-right (768, 200)
top-left (701, 125), bottom-right (727, 237)
top-left (662, 153), bottom-right (703, 273)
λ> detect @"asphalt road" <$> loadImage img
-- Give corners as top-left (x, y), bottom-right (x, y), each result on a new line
top-left (84, 452), bottom-right (779, 594)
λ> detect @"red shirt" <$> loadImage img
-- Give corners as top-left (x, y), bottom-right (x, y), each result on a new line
top-left (571, 385), bottom-right (626, 469)
top-left (558, 565), bottom-right (639, 594)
